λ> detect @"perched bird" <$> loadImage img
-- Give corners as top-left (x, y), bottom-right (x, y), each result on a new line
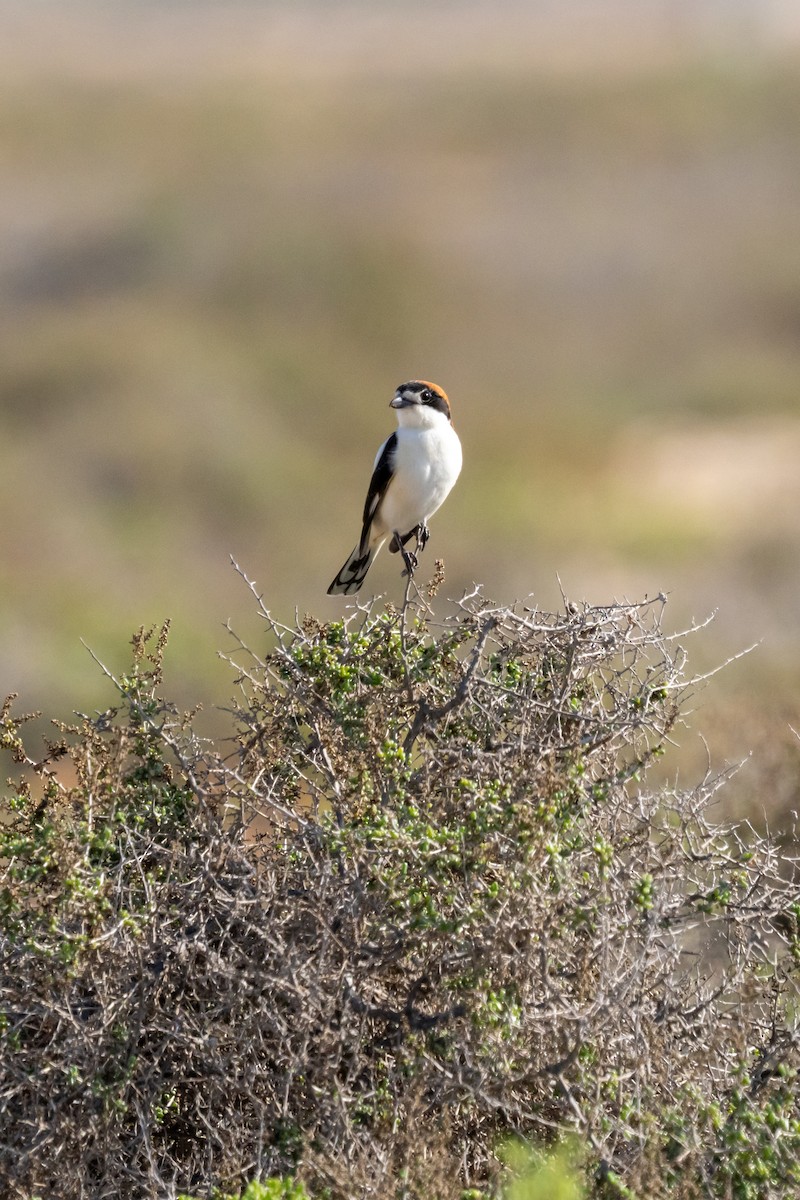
top-left (327, 380), bottom-right (462, 595)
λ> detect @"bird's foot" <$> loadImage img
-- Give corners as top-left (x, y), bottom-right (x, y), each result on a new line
top-left (415, 523), bottom-right (430, 554)
top-left (401, 547), bottom-right (419, 577)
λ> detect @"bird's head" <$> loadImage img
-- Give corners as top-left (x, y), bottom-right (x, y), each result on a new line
top-left (390, 380), bottom-right (452, 426)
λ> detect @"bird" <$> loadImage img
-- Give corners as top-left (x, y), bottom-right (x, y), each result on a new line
top-left (327, 380), bottom-right (462, 595)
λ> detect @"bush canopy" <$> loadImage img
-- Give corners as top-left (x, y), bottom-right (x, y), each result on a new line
top-left (1, 578), bottom-right (799, 1199)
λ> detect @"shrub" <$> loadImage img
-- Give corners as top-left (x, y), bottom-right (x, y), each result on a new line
top-left (1, 580), bottom-right (799, 1199)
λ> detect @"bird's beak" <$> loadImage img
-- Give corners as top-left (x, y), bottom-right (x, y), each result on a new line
top-left (390, 394), bottom-right (415, 409)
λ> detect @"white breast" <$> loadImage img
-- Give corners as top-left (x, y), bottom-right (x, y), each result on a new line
top-left (375, 420), bottom-right (462, 540)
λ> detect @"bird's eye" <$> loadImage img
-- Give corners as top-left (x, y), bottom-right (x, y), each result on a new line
top-left (422, 389), bottom-right (433, 402)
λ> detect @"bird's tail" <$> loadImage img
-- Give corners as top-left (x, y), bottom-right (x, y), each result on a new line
top-left (327, 544), bottom-right (377, 596)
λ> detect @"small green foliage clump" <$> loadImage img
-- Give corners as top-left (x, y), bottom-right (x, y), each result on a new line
top-left (502, 1140), bottom-right (585, 1200)
top-left (1, 589), bottom-right (799, 1199)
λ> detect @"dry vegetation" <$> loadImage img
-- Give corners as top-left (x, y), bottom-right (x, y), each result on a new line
top-left (2, 577), bottom-right (799, 1199)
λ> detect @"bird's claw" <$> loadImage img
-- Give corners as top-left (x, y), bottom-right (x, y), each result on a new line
top-left (401, 549), bottom-right (419, 577)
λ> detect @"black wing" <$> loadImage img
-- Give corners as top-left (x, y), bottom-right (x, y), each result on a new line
top-left (358, 433), bottom-right (396, 554)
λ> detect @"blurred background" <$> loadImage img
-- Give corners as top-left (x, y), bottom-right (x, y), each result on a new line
top-left (1, 0), bottom-right (799, 819)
